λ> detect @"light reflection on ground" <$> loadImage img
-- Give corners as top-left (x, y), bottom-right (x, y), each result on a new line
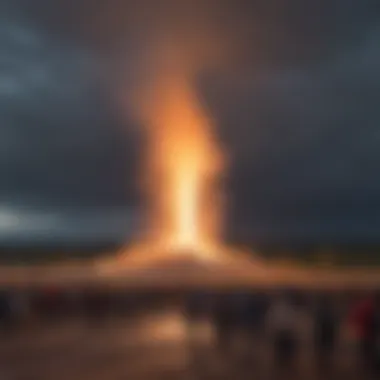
top-left (142, 311), bottom-right (188, 342)
top-left (135, 310), bottom-right (214, 345)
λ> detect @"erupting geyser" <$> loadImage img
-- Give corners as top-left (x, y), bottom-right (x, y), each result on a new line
top-left (127, 54), bottom-right (225, 261)
top-left (143, 81), bottom-right (223, 258)
top-left (144, 75), bottom-right (223, 257)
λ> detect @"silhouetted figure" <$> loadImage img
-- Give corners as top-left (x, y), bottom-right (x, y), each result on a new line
top-left (0, 290), bottom-right (12, 332)
top-left (349, 295), bottom-right (375, 374)
top-left (247, 293), bottom-right (268, 339)
top-left (267, 293), bottom-right (301, 377)
top-left (186, 291), bottom-right (206, 322)
top-left (214, 293), bottom-right (235, 355)
top-left (233, 291), bottom-right (251, 329)
top-left (232, 291), bottom-right (267, 346)
top-left (314, 295), bottom-right (338, 373)
top-left (36, 286), bottom-right (63, 322)
top-left (186, 291), bottom-right (206, 351)
top-left (9, 291), bottom-right (30, 328)
top-left (228, 291), bottom-right (268, 372)
top-left (84, 290), bottom-right (109, 324)
top-left (113, 292), bottom-right (132, 317)
top-left (366, 293), bottom-right (380, 376)
top-left (185, 291), bottom-right (210, 375)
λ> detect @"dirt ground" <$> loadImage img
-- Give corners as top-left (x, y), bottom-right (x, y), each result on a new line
top-left (0, 305), bottom-right (374, 380)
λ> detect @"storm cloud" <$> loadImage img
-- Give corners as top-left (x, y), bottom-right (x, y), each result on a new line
top-left (1, 0), bottom-right (380, 246)
top-left (0, 11), bottom-right (139, 245)
top-left (213, 22), bottom-right (380, 241)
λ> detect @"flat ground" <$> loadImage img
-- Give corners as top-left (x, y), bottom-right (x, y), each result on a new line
top-left (1, 253), bottom-right (380, 289)
top-left (0, 306), bottom-right (371, 380)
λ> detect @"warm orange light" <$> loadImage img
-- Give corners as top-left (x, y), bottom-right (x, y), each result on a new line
top-left (137, 72), bottom-right (224, 259)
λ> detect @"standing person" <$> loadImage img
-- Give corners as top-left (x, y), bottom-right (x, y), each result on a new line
top-left (185, 291), bottom-right (207, 352)
top-left (213, 293), bottom-right (235, 356)
top-left (84, 289), bottom-right (109, 325)
top-left (233, 291), bottom-right (251, 332)
top-left (10, 290), bottom-right (30, 328)
top-left (266, 292), bottom-right (301, 377)
top-left (366, 292), bottom-right (380, 376)
top-left (237, 292), bottom-right (269, 371)
top-left (231, 291), bottom-right (253, 360)
top-left (185, 291), bottom-right (210, 375)
top-left (348, 294), bottom-right (375, 373)
top-left (0, 289), bottom-right (11, 333)
top-left (186, 291), bottom-right (206, 323)
top-left (235, 292), bottom-right (268, 347)
top-left (313, 294), bottom-right (338, 373)
top-left (248, 293), bottom-right (269, 339)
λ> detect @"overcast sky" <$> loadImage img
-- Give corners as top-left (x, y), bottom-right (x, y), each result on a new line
top-left (0, 0), bottom-right (380, 246)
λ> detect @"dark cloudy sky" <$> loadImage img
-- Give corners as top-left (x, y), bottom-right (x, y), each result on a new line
top-left (0, 0), bottom-right (380, 246)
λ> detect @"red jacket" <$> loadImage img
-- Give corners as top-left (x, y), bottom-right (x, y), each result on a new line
top-left (349, 298), bottom-right (374, 339)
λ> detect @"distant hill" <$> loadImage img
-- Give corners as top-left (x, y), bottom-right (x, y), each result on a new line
top-left (0, 239), bottom-right (380, 267)
top-left (252, 244), bottom-right (380, 267)
top-left (0, 242), bottom-right (122, 264)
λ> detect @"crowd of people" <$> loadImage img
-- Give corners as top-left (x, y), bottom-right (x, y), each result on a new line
top-left (187, 290), bottom-right (380, 377)
top-left (0, 287), bottom-right (379, 377)
top-left (0, 287), bottom-right (175, 329)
